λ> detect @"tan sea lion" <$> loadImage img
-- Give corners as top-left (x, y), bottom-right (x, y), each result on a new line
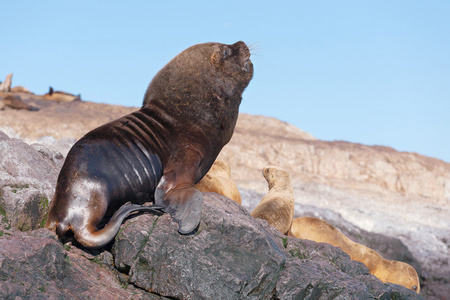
top-left (10, 86), bottom-right (33, 93)
top-left (195, 159), bottom-right (241, 204)
top-left (43, 87), bottom-right (81, 102)
top-left (0, 74), bottom-right (12, 92)
top-left (45, 41), bottom-right (253, 248)
top-left (288, 217), bottom-right (420, 293)
top-left (251, 166), bottom-right (295, 234)
top-left (0, 94), bottom-right (39, 111)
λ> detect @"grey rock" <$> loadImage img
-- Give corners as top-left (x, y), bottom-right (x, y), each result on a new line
top-left (113, 193), bottom-right (424, 299)
top-left (0, 226), bottom-right (164, 299)
top-left (0, 130), bottom-right (64, 230)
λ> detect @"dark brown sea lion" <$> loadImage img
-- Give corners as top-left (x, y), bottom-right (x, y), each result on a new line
top-left (43, 86), bottom-right (81, 102)
top-left (45, 41), bottom-right (253, 248)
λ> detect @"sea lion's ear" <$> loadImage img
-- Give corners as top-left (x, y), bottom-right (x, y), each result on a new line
top-left (211, 52), bottom-right (220, 64)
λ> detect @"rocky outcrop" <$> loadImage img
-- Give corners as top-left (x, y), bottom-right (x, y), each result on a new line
top-left (0, 226), bottom-right (164, 299)
top-left (0, 130), bottom-right (64, 230)
top-left (113, 193), bottom-right (423, 299)
top-left (0, 194), bottom-right (423, 299)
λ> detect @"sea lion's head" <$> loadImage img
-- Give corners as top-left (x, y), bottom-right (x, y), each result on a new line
top-left (385, 261), bottom-right (421, 293)
top-left (262, 166), bottom-right (293, 191)
top-left (143, 41), bottom-right (253, 108)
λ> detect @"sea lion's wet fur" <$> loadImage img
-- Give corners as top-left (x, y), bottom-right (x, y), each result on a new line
top-left (45, 41), bottom-right (253, 248)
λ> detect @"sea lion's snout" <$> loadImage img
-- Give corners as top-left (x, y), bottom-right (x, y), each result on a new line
top-left (243, 58), bottom-right (253, 72)
top-left (231, 41), bottom-right (252, 72)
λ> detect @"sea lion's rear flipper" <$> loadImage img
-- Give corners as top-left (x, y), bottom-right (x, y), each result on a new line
top-left (74, 202), bottom-right (164, 248)
top-left (109, 202), bottom-right (165, 223)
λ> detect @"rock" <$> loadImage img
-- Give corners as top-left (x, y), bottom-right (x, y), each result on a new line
top-left (113, 193), bottom-right (423, 299)
top-left (0, 130), bottom-right (64, 230)
top-left (0, 227), bottom-right (164, 299)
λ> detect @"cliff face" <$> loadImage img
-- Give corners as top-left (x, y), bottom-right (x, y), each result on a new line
top-left (221, 114), bottom-right (450, 202)
top-left (1, 95), bottom-right (448, 298)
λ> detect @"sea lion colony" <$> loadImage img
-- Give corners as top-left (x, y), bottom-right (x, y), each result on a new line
top-left (41, 41), bottom-right (419, 293)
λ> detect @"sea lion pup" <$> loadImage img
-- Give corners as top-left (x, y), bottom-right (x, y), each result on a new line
top-left (288, 217), bottom-right (420, 293)
top-left (0, 74), bottom-right (12, 92)
top-left (45, 41), bottom-right (253, 248)
top-left (43, 87), bottom-right (81, 102)
top-left (195, 159), bottom-right (241, 204)
top-left (251, 166), bottom-right (295, 234)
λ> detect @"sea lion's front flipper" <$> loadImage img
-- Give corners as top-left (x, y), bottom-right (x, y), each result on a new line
top-left (156, 186), bottom-right (203, 234)
top-left (155, 167), bottom-right (203, 234)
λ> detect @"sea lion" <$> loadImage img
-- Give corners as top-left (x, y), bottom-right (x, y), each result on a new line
top-left (45, 41), bottom-right (253, 248)
top-left (43, 87), bottom-right (81, 102)
top-left (10, 86), bottom-right (33, 93)
top-left (288, 217), bottom-right (420, 293)
top-left (251, 166), bottom-right (295, 234)
top-left (0, 74), bottom-right (12, 92)
top-left (195, 159), bottom-right (241, 204)
top-left (0, 94), bottom-right (39, 111)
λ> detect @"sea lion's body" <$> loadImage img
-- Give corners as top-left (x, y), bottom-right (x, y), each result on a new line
top-left (43, 87), bottom-right (81, 102)
top-left (0, 74), bottom-right (12, 92)
top-left (288, 217), bottom-right (420, 293)
top-left (45, 41), bottom-right (253, 248)
top-left (195, 160), bottom-right (241, 204)
top-left (0, 94), bottom-right (38, 111)
top-left (251, 166), bottom-right (295, 234)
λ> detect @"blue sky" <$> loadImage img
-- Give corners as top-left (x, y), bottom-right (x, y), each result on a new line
top-left (2, 1), bottom-right (449, 163)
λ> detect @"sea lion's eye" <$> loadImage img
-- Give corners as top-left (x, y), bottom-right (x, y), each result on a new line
top-left (412, 286), bottom-right (417, 291)
top-left (223, 49), bottom-right (231, 57)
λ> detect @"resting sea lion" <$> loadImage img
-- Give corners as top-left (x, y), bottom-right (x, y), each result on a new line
top-left (0, 74), bottom-right (12, 92)
top-left (195, 159), bottom-right (241, 204)
top-left (288, 217), bottom-right (420, 293)
top-left (45, 41), bottom-right (253, 248)
top-left (43, 87), bottom-right (81, 102)
top-left (10, 86), bottom-right (33, 93)
top-left (0, 94), bottom-right (39, 111)
top-left (251, 166), bottom-right (295, 234)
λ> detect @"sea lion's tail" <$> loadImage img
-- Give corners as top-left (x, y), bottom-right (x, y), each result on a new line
top-left (73, 202), bottom-right (163, 248)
